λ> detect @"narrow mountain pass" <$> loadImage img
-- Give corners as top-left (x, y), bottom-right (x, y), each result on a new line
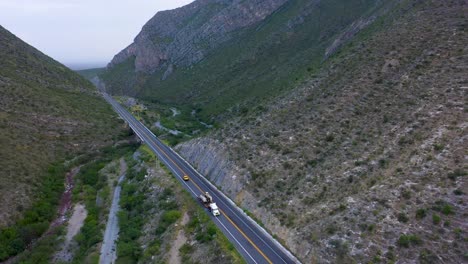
top-left (103, 93), bottom-right (300, 264)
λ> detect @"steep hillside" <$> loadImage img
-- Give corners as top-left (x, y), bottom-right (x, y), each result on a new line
top-left (176, 1), bottom-right (467, 263)
top-left (102, 0), bottom-right (397, 121)
top-left (0, 26), bottom-right (126, 226)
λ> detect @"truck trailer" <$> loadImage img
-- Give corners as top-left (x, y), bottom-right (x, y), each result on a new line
top-left (198, 192), bottom-right (220, 216)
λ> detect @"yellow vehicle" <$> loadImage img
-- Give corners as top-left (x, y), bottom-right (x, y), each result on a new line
top-left (183, 175), bottom-right (190, 181)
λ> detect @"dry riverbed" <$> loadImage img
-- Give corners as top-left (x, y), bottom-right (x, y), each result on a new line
top-left (54, 204), bottom-right (88, 262)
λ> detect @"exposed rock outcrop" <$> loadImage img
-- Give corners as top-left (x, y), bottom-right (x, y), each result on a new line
top-left (176, 138), bottom-right (245, 197)
top-left (324, 16), bottom-right (376, 59)
top-left (108, 0), bottom-right (289, 73)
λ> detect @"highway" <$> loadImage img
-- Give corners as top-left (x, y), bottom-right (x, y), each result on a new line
top-left (103, 93), bottom-right (300, 264)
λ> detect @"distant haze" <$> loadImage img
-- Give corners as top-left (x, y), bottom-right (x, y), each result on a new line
top-left (0, 0), bottom-right (193, 70)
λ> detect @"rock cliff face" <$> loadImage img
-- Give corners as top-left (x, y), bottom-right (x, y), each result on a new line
top-left (108, 0), bottom-right (288, 73)
top-left (103, 0), bottom-right (389, 120)
top-left (176, 138), bottom-right (244, 197)
top-left (176, 1), bottom-right (468, 262)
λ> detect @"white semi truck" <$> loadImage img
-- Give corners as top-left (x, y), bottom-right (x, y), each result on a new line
top-left (198, 192), bottom-right (220, 216)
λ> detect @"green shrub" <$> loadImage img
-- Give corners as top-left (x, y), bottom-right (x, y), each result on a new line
top-left (433, 200), bottom-right (455, 215)
top-left (416, 208), bottom-right (427, 219)
top-left (397, 234), bottom-right (422, 248)
top-left (432, 214), bottom-right (441, 225)
top-left (397, 213), bottom-right (409, 223)
top-left (179, 243), bottom-right (194, 255)
top-left (0, 163), bottom-right (66, 261)
top-left (401, 189), bottom-right (411, 199)
top-left (161, 210), bottom-right (182, 225)
top-left (447, 169), bottom-right (466, 180)
top-left (325, 134), bottom-right (335, 142)
top-left (441, 204), bottom-right (454, 215)
top-left (433, 143), bottom-right (444, 151)
top-left (419, 249), bottom-right (438, 263)
top-left (207, 223), bottom-right (217, 236)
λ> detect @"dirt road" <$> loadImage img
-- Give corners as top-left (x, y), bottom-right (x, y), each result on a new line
top-left (99, 159), bottom-right (126, 264)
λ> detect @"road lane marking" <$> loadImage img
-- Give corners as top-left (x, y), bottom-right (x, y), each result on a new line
top-left (215, 217), bottom-right (258, 264)
top-left (143, 134), bottom-right (274, 264)
top-left (167, 150), bottom-right (291, 264)
top-left (109, 97), bottom-right (274, 264)
top-left (130, 115), bottom-right (290, 263)
top-left (146, 137), bottom-right (289, 263)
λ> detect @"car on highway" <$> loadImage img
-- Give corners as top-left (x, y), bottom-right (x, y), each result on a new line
top-left (183, 175), bottom-right (190, 181)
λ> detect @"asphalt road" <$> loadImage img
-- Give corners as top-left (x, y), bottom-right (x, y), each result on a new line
top-left (103, 93), bottom-right (300, 264)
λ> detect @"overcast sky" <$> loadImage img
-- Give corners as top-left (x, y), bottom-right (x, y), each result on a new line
top-left (0, 0), bottom-right (193, 69)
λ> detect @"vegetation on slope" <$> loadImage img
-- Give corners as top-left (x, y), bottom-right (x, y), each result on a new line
top-left (114, 96), bottom-right (214, 146)
top-left (76, 67), bottom-right (105, 81)
top-left (176, 0), bottom-right (467, 262)
top-left (0, 26), bottom-right (126, 224)
top-left (8, 143), bottom-right (136, 263)
top-left (102, 0), bottom-right (396, 122)
top-left (0, 25), bottom-right (128, 260)
top-left (69, 143), bottom-right (138, 263)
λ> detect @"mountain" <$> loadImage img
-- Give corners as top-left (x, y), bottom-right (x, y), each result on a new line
top-left (174, 1), bottom-right (467, 263)
top-left (0, 26), bottom-right (126, 226)
top-left (102, 0), bottom-right (466, 262)
top-left (101, 0), bottom-right (397, 121)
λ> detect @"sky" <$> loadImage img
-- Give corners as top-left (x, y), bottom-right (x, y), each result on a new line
top-left (0, 0), bottom-right (193, 69)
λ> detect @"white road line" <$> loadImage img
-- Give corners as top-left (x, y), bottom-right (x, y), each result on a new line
top-left (163, 147), bottom-right (290, 263)
top-left (106, 95), bottom-right (284, 264)
top-left (142, 129), bottom-right (259, 264)
top-left (132, 121), bottom-right (288, 262)
top-left (215, 217), bottom-right (258, 264)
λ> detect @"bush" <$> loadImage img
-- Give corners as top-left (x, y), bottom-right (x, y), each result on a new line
top-left (433, 143), bottom-right (444, 151)
top-left (325, 134), bottom-right (335, 142)
top-left (397, 234), bottom-right (422, 248)
top-left (419, 249), bottom-right (438, 263)
top-left (179, 243), bottom-right (194, 255)
top-left (0, 163), bottom-right (66, 261)
top-left (397, 213), bottom-right (409, 223)
top-left (116, 176), bottom-right (147, 262)
top-left (447, 169), bottom-right (466, 180)
top-left (80, 162), bottom-right (105, 186)
top-left (433, 200), bottom-right (455, 215)
top-left (161, 210), bottom-right (181, 225)
top-left (401, 189), bottom-right (411, 199)
top-left (441, 204), bottom-right (454, 215)
top-left (415, 208), bottom-right (427, 219)
top-left (432, 214), bottom-right (441, 225)
top-left (117, 242), bottom-right (139, 258)
top-left (207, 223), bottom-right (217, 236)
top-left (179, 243), bottom-right (194, 262)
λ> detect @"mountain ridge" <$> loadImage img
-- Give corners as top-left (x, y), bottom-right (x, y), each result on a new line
top-left (0, 25), bottom-right (126, 226)
top-left (101, 0), bottom-right (393, 121)
top-left (108, 0), bottom-right (289, 72)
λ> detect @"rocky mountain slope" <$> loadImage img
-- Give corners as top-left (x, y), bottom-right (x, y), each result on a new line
top-left (175, 1), bottom-right (467, 263)
top-left (0, 25), bottom-right (126, 226)
top-left (102, 0), bottom-right (396, 121)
